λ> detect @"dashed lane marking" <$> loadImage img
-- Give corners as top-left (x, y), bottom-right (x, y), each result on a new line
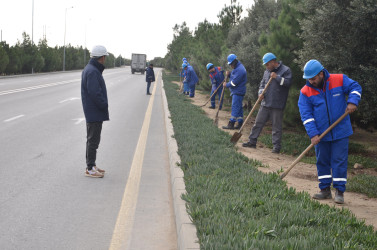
top-left (0, 79), bottom-right (79, 96)
top-left (4, 115), bottom-right (25, 122)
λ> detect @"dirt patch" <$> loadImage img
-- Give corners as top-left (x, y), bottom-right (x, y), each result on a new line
top-left (172, 81), bottom-right (377, 230)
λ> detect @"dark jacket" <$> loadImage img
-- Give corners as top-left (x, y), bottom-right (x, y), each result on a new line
top-left (146, 67), bottom-right (155, 82)
top-left (81, 58), bottom-right (109, 123)
top-left (259, 61), bottom-right (292, 109)
top-left (226, 61), bottom-right (247, 96)
top-left (298, 69), bottom-right (362, 141)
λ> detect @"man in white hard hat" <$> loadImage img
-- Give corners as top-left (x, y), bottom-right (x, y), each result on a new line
top-left (81, 45), bottom-right (109, 178)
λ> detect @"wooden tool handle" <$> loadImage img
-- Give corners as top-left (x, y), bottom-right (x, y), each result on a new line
top-left (280, 111), bottom-right (350, 179)
top-left (237, 77), bottom-right (273, 133)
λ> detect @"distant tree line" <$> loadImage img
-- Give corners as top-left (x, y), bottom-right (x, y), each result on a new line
top-left (0, 32), bottom-right (130, 75)
top-left (164, 0), bottom-right (377, 129)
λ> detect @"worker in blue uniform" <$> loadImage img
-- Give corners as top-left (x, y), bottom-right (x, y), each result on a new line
top-left (182, 63), bottom-right (199, 98)
top-left (206, 63), bottom-right (225, 109)
top-left (298, 59), bottom-right (362, 204)
top-left (222, 54), bottom-right (247, 130)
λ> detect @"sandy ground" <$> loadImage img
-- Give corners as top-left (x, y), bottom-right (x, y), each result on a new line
top-left (172, 81), bottom-right (377, 230)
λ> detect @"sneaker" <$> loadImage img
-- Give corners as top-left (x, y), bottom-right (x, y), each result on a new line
top-left (334, 189), bottom-right (344, 204)
top-left (93, 166), bottom-right (105, 174)
top-left (85, 169), bottom-right (104, 178)
top-left (313, 187), bottom-right (332, 200)
top-left (209, 106), bottom-right (216, 109)
top-left (242, 141), bottom-right (256, 148)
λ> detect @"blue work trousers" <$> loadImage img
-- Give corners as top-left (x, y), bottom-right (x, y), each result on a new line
top-left (230, 94), bottom-right (244, 123)
top-left (183, 82), bottom-right (189, 93)
top-left (315, 137), bottom-right (349, 192)
top-left (210, 86), bottom-right (223, 109)
top-left (189, 83), bottom-right (196, 97)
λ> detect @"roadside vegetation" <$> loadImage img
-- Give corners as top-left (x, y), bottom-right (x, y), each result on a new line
top-left (163, 72), bottom-right (377, 249)
top-left (164, 0), bottom-right (377, 131)
top-left (0, 33), bottom-right (128, 75)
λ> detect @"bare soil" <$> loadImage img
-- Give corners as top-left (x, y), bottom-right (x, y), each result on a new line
top-left (172, 81), bottom-right (377, 230)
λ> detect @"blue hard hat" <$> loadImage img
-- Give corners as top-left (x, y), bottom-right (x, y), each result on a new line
top-left (262, 53), bottom-right (277, 65)
top-left (206, 63), bottom-right (214, 70)
top-left (227, 54), bottom-right (237, 65)
top-left (303, 59), bottom-right (324, 79)
top-left (182, 63), bottom-right (188, 68)
top-left (182, 58), bottom-right (187, 62)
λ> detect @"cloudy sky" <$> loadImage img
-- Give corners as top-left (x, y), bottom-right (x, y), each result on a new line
top-left (1, 0), bottom-right (253, 59)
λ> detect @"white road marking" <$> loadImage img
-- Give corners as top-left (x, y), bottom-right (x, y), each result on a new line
top-left (4, 115), bottom-right (25, 122)
top-left (72, 118), bottom-right (85, 125)
top-left (0, 79), bottom-right (79, 96)
top-left (59, 97), bottom-right (80, 103)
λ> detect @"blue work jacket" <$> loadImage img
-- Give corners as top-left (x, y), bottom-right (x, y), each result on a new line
top-left (209, 67), bottom-right (225, 91)
top-left (226, 61), bottom-right (247, 96)
top-left (184, 65), bottom-right (199, 86)
top-left (298, 69), bottom-right (361, 141)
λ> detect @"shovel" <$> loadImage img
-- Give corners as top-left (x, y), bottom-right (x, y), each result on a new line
top-left (230, 77), bottom-right (273, 144)
top-left (214, 82), bottom-right (226, 126)
top-left (280, 111), bottom-right (350, 179)
top-left (201, 82), bottom-right (224, 107)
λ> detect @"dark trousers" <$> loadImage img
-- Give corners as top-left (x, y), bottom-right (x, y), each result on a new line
top-left (248, 106), bottom-right (283, 150)
top-left (147, 81), bottom-right (151, 94)
top-left (86, 122), bottom-right (103, 170)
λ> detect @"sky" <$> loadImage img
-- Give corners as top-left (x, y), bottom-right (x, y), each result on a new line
top-left (0, 0), bottom-right (253, 60)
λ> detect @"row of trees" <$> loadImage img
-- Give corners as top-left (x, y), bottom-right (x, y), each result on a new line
top-left (164, 0), bottom-right (377, 129)
top-left (0, 32), bottom-right (128, 75)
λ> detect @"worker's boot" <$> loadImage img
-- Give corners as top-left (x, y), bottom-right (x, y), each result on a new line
top-left (222, 121), bottom-right (235, 130)
top-left (312, 187), bottom-right (332, 200)
top-left (234, 121), bottom-right (243, 130)
top-left (334, 189), bottom-right (344, 204)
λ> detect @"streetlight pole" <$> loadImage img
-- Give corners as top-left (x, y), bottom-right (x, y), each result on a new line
top-left (32, 0), bottom-right (34, 74)
top-left (63, 6), bottom-right (73, 71)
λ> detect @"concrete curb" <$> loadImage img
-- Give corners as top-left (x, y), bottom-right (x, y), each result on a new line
top-left (161, 80), bottom-right (200, 250)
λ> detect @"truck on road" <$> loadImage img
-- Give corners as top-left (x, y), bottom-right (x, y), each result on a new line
top-left (131, 53), bottom-right (147, 74)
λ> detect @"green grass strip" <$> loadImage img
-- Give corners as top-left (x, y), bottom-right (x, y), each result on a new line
top-left (163, 72), bottom-right (377, 249)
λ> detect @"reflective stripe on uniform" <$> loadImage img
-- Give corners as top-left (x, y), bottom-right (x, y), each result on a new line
top-left (351, 91), bottom-right (361, 97)
top-left (318, 175), bottom-right (332, 179)
top-left (303, 118), bottom-right (315, 125)
top-left (231, 81), bottom-right (236, 87)
top-left (333, 178), bottom-right (347, 182)
top-left (280, 77), bottom-right (284, 86)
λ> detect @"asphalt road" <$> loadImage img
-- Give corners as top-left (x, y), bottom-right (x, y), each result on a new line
top-left (0, 67), bottom-right (177, 250)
